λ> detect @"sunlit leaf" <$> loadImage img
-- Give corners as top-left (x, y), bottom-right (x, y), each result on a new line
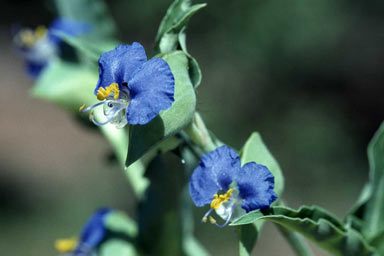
top-left (155, 0), bottom-right (206, 53)
top-left (361, 121), bottom-right (384, 240)
top-left (32, 60), bottom-right (98, 112)
top-left (155, 0), bottom-right (205, 88)
top-left (126, 51), bottom-right (196, 167)
top-left (232, 206), bottom-right (377, 256)
top-left (99, 211), bottom-right (139, 256)
top-left (99, 240), bottom-right (137, 256)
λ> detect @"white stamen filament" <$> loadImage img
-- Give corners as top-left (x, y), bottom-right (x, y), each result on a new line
top-left (82, 99), bottom-right (128, 127)
top-left (214, 206), bottom-right (234, 228)
top-left (90, 105), bottom-right (125, 126)
top-left (201, 204), bottom-right (235, 228)
top-left (201, 208), bottom-right (214, 223)
top-left (81, 99), bottom-right (122, 113)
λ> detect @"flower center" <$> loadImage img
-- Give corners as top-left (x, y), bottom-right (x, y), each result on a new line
top-left (97, 83), bottom-right (120, 100)
top-left (80, 83), bottom-right (130, 128)
top-left (18, 26), bottom-right (47, 48)
top-left (210, 188), bottom-right (233, 210)
top-left (201, 188), bottom-right (235, 227)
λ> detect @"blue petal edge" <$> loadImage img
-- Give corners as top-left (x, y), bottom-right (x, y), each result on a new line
top-left (94, 43), bottom-right (147, 95)
top-left (126, 57), bottom-right (175, 125)
top-left (237, 162), bottom-right (277, 213)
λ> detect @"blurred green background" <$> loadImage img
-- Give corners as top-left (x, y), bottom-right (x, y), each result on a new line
top-left (1, 0), bottom-right (384, 255)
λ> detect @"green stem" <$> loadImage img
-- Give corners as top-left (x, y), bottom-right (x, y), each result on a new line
top-left (276, 224), bottom-right (314, 256)
top-left (184, 112), bottom-right (218, 153)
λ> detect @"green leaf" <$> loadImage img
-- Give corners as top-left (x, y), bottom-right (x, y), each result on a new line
top-left (53, 0), bottom-right (117, 40)
top-left (187, 55), bottom-right (202, 88)
top-left (238, 224), bottom-right (259, 256)
top-left (52, 0), bottom-right (119, 66)
top-left (99, 211), bottom-right (139, 256)
top-left (51, 30), bottom-right (118, 66)
top-left (105, 210), bottom-right (138, 237)
top-left (348, 184), bottom-right (371, 219)
top-left (99, 239), bottom-right (137, 256)
top-left (155, 0), bottom-right (206, 54)
top-left (126, 51), bottom-right (196, 167)
top-left (232, 206), bottom-right (377, 256)
top-left (369, 230), bottom-right (384, 255)
top-left (239, 132), bottom-right (284, 197)
top-left (361, 121), bottom-right (384, 240)
top-left (155, 0), bottom-right (205, 88)
top-left (345, 183), bottom-right (371, 233)
top-left (32, 60), bottom-right (98, 112)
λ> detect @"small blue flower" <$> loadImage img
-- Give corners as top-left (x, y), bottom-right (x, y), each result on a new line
top-left (55, 208), bottom-right (112, 255)
top-left (189, 145), bottom-right (277, 227)
top-left (14, 18), bottom-right (89, 77)
top-left (82, 42), bottom-right (175, 127)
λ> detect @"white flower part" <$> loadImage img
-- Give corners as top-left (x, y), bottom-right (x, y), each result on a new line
top-left (215, 201), bottom-right (235, 220)
top-left (201, 183), bottom-right (248, 227)
top-left (83, 87), bottom-right (131, 128)
top-left (215, 197), bottom-right (247, 223)
top-left (214, 183), bottom-right (247, 225)
top-left (26, 36), bottom-right (58, 65)
top-left (102, 91), bottom-right (130, 128)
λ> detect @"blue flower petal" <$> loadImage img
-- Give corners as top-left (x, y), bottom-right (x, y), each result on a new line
top-left (189, 146), bottom-right (241, 207)
top-left (237, 162), bottom-right (277, 213)
top-left (26, 61), bottom-right (46, 78)
top-left (126, 57), bottom-right (174, 125)
top-left (189, 165), bottom-right (220, 207)
top-left (48, 18), bottom-right (90, 43)
top-left (95, 43), bottom-right (147, 94)
top-left (74, 208), bottom-right (112, 254)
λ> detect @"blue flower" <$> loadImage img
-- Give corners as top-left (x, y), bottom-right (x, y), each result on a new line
top-left (55, 208), bottom-right (112, 255)
top-left (189, 145), bottom-right (277, 227)
top-left (14, 18), bottom-right (89, 77)
top-left (81, 43), bottom-right (175, 127)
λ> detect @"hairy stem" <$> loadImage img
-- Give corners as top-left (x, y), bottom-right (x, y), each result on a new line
top-left (184, 112), bottom-right (217, 153)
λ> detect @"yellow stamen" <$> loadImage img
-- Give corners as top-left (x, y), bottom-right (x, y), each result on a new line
top-left (79, 104), bottom-right (86, 112)
top-left (202, 216), bottom-right (208, 223)
top-left (210, 188), bottom-right (234, 210)
top-left (19, 26), bottom-right (47, 47)
top-left (19, 29), bottom-right (35, 47)
top-left (209, 216), bottom-right (217, 224)
top-left (54, 237), bottom-right (77, 253)
top-left (97, 83), bottom-right (120, 101)
top-left (34, 26), bottom-right (47, 39)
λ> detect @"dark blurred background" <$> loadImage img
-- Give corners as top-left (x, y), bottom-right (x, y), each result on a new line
top-left (1, 0), bottom-right (384, 255)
